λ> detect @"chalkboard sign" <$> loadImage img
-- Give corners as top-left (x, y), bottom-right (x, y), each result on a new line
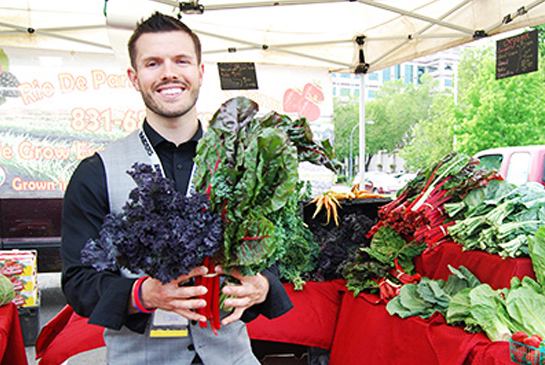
top-left (496, 29), bottom-right (538, 80)
top-left (217, 62), bottom-right (258, 90)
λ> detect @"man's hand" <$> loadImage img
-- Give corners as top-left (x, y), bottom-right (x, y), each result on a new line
top-left (130, 266), bottom-right (209, 323)
top-left (215, 266), bottom-right (270, 326)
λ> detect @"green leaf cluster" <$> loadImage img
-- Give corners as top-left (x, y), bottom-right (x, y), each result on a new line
top-left (343, 226), bottom-right (425, 295)
top-left (272, 181), bottom-right (320, 290)
top-left (447, 276), bottom-right (545, 342)
top-left (386, 265), bottom-right (480, 319)
top-left (387, 264), bottom-right (545, 343)
top-left (194, 97), bottom-right (338, 275)
top-left (0, 274), bottom-right (15, 306)
top-left (447, 179), bottom-right (545, 257)
top-left (528, 226), bottom-right (545, 288)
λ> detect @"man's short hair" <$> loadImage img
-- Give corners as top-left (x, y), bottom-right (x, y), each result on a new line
top-left (128, 12), bottom-right (202, 68)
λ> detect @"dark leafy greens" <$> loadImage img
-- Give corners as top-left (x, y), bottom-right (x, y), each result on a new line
top-left (81, 163), bottom-right (223, 284)
top-left (273, 181), bottom-right (320, 290)
top-left (193, 96), bottom-right (339, 276)
top-left (342, 226), bottom-right (425, 296)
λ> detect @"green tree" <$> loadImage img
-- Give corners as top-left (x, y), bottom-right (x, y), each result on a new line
top-left (454, 43), bottom-right (545, 156)
top-left (333, 96), bottom-right (359, 165)
top-left (334, 73), bottom-right (442, 174)
top-left (400, 90), bottom-right (455, 170)
top-left (366, 76), bottom-right (436, 154)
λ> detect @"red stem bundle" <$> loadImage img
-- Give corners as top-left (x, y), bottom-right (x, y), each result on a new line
top-left (195, 256), bottom-right (221, 335)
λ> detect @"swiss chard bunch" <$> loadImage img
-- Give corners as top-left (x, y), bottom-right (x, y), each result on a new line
top-left (368, 152), bottom-right (500, 249)
top-left (193, 96), bottom-right (339, 276)
top-left (342, 225), bottom-right (425, 297)
top-left (81, 163), bottom-right (223, 284)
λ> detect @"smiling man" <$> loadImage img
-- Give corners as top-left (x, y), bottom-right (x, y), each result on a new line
top-left (60, 12), bottom-right (292, 365)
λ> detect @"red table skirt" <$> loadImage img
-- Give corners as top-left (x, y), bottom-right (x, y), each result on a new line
top-left (329, 292), bottom-right (511, 365)
top-left (36, 305), bottom-right (105, 365)
top-left (36, 242), bottom-right (533, 364)
top-left (247, 279), bottom-right (346, 349)
top-left (0, 302), bottom-right (28, 365)
top-left (415, 241), bottom-right (535, 289)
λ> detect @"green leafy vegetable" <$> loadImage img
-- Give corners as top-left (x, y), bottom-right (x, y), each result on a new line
top-left (448, 181), bottom-right (545, 257)
top-left (194, 96), bottom-right (339, 275)
top-left (0, 274), bottom-right (15, 306)
top-left (272, 181), bottom-right (320, 290)
top-left (528, 225), bottom-right (545, 287)
top-left (387, 265), bottom-right (481, 319)
top-left (343, 226), bottom-right (425, 296)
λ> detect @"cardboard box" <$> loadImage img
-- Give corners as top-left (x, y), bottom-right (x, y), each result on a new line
top-left (0, 250), bottom-right (39, 307)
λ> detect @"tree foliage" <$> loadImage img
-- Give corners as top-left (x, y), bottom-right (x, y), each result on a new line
top-left (333, 74), bottom-right (438, 170)
top-left (334, 26), bottom-right (545, 174)
top-left (454, 42), bottom-right (545, 156)
top-left (333, 96), bottom-right (359, 165)
top-left (400, 90), bottom-right (455, 170)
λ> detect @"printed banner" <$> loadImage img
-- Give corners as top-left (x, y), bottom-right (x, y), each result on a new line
top-left (0, 46), bottom-right (334, 198)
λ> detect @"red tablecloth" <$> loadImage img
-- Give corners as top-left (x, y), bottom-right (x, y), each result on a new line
top-left (329, 292), bottom-right (512, 365)
top-left (35, 305), bottom-right (105, 365)
top-left (415, 242), bottom-right (535, 289)
top-left (0, 302), bottom-right (28, 365)
top-left (35, 279), bottom-right (346, 364)
top-left (36, 243), bottom-right (533, 364)
top-left (247, 279), bottom-right (346, 349)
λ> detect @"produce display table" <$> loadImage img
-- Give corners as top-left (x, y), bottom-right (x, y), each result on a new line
top-left (35, 243), bottom-right (532, 364)
top-left (329, 291), bottom-right (510, 365)
top-left (0, 302), bottom-right (28, 365)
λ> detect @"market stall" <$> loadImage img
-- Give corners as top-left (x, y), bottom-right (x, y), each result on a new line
top-left (36, 152), bottom-right (545, 365)
top-left (36, 240), bottom-right (532, 365)
top-left (247, 238), bottom-right (535, 365)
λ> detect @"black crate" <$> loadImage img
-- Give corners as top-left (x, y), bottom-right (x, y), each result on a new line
top-left (18, 305), bottom-right (40, 346)
top-left (301, 197), bottom-right (392, 281)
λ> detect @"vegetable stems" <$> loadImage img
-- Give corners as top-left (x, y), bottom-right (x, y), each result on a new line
top-left (196, 256), bottom-right (221, 335)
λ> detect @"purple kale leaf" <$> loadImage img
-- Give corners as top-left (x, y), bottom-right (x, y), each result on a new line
top-left (82, 162), bottom-right (223, 284)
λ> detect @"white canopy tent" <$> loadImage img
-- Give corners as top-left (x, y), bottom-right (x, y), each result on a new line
top-left (2, 0), bottom-right (545, 180)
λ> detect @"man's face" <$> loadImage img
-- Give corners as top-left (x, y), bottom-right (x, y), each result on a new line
top-left (128, 31), bottom-right (203, 119)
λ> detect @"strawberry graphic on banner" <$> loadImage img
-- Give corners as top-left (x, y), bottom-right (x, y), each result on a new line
top-left (283, 82), bottom-right (324, 122)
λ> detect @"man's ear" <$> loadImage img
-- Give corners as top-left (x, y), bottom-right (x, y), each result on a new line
top-left (127, 67), bottom-right (140, 91)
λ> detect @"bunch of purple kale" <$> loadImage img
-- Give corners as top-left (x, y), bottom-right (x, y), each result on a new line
top-left (81, 163), bottom-right (223, 284)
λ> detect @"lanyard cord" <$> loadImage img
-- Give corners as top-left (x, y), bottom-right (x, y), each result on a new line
top-left (138, 128), bottom-right (197, 196)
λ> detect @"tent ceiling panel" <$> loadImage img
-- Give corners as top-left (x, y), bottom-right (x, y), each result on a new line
top-left (1, 0), bottom-right (545, 71)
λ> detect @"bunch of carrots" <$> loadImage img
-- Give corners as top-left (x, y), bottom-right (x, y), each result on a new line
top-left (309, 184), bottom-right (385, 226)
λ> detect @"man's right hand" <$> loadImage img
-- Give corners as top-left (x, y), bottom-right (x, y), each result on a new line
top-left (129, 266), bottom-right (209, 323)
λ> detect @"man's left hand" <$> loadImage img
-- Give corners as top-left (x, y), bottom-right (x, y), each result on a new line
top-left (215, 266), bottom-right (269, 326)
